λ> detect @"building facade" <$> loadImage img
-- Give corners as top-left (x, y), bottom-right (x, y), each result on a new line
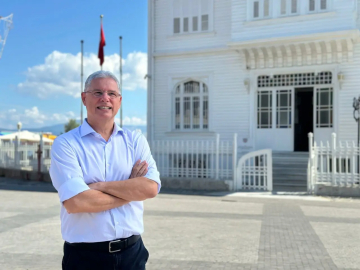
top-left (147, 0), bottom-right (360, 152)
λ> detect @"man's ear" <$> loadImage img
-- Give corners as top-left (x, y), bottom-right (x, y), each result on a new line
top-left (81, 92), bottom-right (86, 106)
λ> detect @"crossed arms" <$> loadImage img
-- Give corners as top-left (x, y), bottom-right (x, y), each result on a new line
top-left (64, 161), bottom-right (159, 214)
top-left (50, 132), bottom-right (161, 215)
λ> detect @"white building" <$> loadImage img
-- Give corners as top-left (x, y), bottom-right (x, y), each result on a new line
top-left (147, 0), bottom-right (360, 191)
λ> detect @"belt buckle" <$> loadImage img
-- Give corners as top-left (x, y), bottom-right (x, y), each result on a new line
top-left (109, 239), bottom-right (122, 253)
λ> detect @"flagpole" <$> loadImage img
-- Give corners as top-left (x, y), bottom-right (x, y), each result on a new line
top-left (80, 40), bottom-right (84, 125)
top-left (100, 15), bottom-right (103, 71)
top-left (119, 36), bottom-right (123, 128)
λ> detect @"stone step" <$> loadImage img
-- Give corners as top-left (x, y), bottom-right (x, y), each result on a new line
top-left (272, 151), bottom-right (309, 156)
top-left (273, 179), bottom-right (307, 185)
top-left (273, 157), bottom-right (308, 165)
top-left (273, 175), bottom-right (307, 181)
top-left (273, 168), bottom-right (307, 176)
top-left (273, 185), bottom-right (307, 192)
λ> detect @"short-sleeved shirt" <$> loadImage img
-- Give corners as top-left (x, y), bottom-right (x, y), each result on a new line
top-left (49, 119), bottom-right (161, 243)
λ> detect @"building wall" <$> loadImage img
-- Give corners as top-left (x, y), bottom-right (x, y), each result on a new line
top-left (231, 0), bottom-right (357, 42)
top-left (338, 43), bottom-right (360, 142)
top-left (150, 0), bottom-right (360, 146)
top-left (153, 50), bottom-right (250, 142)
top-left (154, 0), bottom-right (231, 52)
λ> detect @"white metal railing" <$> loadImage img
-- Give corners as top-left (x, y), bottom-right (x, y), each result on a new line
top-left (235, 149), bottom-right (273, 191)
top-left (0, 135), bottom-right (52, 172)
top-left (308, 133), bottom-right (360, 193)
top-left (151, 134), bottom-right (238, 180)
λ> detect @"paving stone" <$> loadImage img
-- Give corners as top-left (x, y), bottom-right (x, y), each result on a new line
top-left (1, 177), bottom-right (360, 269)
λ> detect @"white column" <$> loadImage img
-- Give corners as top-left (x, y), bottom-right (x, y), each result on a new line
top-left (14, 136), bottom-right (19, 169)
top-left (331, 133), bottom-right (336, 186)
top-left (232, 133), bottom-right (238, 190)
top-left (215, 134), bottom-right (220, 179)
top-left (40, 134), bottom-right (44, 172)
top-left (308, 132), bottom-right (314, 192)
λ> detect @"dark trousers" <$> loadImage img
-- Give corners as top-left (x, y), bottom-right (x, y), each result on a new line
top-left (62, 237), bottom-right (149, 270)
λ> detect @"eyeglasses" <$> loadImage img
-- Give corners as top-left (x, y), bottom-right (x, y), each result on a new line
top-left (85, 90), bottom-right (121, 99)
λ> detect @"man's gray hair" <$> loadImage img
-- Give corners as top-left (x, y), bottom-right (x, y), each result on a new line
top-left (84, 70), bottom-right (120, 92)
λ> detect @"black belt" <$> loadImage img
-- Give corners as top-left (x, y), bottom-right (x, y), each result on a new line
top-left (66, 235), bottom-right (141, 253)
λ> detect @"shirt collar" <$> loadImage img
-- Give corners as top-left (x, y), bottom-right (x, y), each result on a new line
top-left (80, 118), bottom-right (123, 138)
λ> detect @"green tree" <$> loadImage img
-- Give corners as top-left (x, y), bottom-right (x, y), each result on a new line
top-left (64, 119), bottom-right (79, 133)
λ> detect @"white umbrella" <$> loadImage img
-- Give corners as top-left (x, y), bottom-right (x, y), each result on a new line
top-left (0, 130), bottom-right (53, 143)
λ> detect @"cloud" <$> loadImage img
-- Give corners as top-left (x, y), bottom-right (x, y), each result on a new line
top-left (0, 107), bottom-right (76, 129)
top-left (123, 116), bottom-right (147, 126)
top-left (17, 51), bottom-right (147, 99)
top-left (0, 106), bottom-right (145, 129)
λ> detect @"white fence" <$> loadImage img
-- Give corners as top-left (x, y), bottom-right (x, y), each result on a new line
top-left (308, 133), bottom-right (360, 193)
top-left (235, 149), bottom-right (273, 191)
top-left (151, 134), bottom-right (238, 180)
top-left (0, 136), bottom-right (51, 172)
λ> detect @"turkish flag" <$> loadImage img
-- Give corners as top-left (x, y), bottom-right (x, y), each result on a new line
top-left (98, 23), bottom-right (106, 66)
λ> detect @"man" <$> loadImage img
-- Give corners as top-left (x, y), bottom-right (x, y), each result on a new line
top-left (50, 70), bottom-right (161, 270)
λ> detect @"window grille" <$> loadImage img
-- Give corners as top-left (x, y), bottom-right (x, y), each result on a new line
top-left (174, 18), bottom-right (180, 33)
top-left (174, 81), bottom-right (209, 130)
top-left (320, 0), bottom-right (327, 10)
top-left (201, 15), bottom-right (209, 31)
top-left (258, 72), bottom-right (332, 88)
top-left (291, 0), bottom-right (297, 13)
top-left (316, 87), bottom-right (333, 128)
top-left (173, 0), bottom-right (212, 34)
top-left (257, 91), bottom-right (272, 129)
top-left (281, 0), bottom-right (298, 15)
top-left (309, 0), bottom-right (327, 12)
top-left (253, 0), bottom-right (270, 19)
top-left (276, 90), bottom-right (292, 128)
top-left (309, 0), bottom-right (315, 11)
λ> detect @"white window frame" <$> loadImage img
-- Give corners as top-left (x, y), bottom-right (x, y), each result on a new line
top-left (250, 0), bottom-right (272, 20)
top-left (257, 90), bottom-right (273, 129)
top-left (276, 89), bottom-right (292, 128)
top-left (172, 0), bottom-right (213, 35)
top-left (173, 81), bottom-right (209, 131)
top-left (308, 0), bottom-right (329, 13)
top-left (316, 87), bottom-right (333, 128)
top-left (280, 0), bottom-right (300, 16)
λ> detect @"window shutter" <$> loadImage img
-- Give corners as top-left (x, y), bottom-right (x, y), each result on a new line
top-left (192, 17), bottom-right (198, 31)
top-left (173, 0), bottom-right (181, 33)
top-left (253, 1), bottom-right (259, 18)
top-left (183, 18), bottom-right (189, 32)
top-left (191, 0), bottom-right (199, 31)
top-left (182, 0), bottom-right (189, 32)
top-left (201, 0), bottom-right (209, 15)
top-left (281, 0), bottom-right (287, 15)
top-left (201, 15), bottom-right (209, 31)
top-left (309, 0), bottom-right (315, 11)
top-left (174, 18), bottom-right (180, 33)
top-left (291, 0), bottom-right (297, 13)
top-left (320, 0), bottom-right (327, 10)
top-left (264, 0), bottom-right (270, 17)
top-left (200, 0), bottom-right (209, 30)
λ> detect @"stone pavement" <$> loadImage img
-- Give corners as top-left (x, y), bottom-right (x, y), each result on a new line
top-left (0, 177), bottom-right (360, 270)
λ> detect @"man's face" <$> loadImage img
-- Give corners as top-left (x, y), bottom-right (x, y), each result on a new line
top-left (81, 77), bottom-right (122, 123)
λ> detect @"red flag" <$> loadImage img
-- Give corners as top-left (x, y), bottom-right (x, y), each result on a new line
top-left (98, 23), bottom-right (106, 66)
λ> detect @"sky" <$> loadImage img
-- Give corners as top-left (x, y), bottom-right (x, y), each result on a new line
top-left (0, 0), bottom-right (148, 130)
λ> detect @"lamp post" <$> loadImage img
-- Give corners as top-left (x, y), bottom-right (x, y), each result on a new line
top-left (17, 121), bottom-right (22, 132)
top-left (353, 96), bottom-right (360, 173)
top-left (15, 122), bottom-right (22, 168)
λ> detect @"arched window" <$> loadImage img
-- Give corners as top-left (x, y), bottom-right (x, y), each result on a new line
top-left (174, 81), bottom-right (208, 130)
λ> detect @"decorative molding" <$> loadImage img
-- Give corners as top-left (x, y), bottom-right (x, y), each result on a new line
top-left (241, 38), bottom-right (358, 70)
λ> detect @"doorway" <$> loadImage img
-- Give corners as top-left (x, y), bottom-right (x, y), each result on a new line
top-left (294, 88), bottom-right (313, 152)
